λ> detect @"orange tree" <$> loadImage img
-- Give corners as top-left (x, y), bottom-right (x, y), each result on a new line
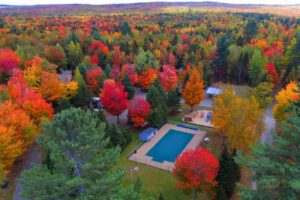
top-left (182, 68), bottom-right (205, 111)
top-left (273, 81), bottom-right (299, 121)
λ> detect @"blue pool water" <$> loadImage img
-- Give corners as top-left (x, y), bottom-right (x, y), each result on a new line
top-left (146, 129), bottom-right (194, 163)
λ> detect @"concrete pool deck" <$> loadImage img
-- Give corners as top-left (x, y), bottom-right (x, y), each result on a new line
top-left (129, 124), bottom-right (206, 171)
top-left (182, 110), bottom-right (214, 128)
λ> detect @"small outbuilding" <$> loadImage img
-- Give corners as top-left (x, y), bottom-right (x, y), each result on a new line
top-left (206, 87), bottom-right (222, 97)
top-left (139, 128), bottom-right (158, 142)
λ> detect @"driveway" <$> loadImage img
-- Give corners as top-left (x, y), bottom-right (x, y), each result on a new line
top-left (13, 145), bottom-right (42, 200)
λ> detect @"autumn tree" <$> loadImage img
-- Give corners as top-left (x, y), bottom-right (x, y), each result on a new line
top-left (266, 63), bottom-right (280, 86)
top-left (19, 108), bottom-right (141, 200)
top-left (128, 97), bottom-right (151, 127)
top-left (7, 69), bottom-right (54, 124)
top-left (159, 65), bottom-right (178, 92)
top-left (211, 87), bottom-right (264, 152)
top-left (0, 125), bottom-right (22, 183)
top-left (100, 80), bottom-right (128, 123)
top-left (273, 81), bottom-right (299, 121)
top-left (66, 41), bottom-right (83, 69)
top-left (44, 44), bottom-right (66, 67)
top-left (0, 48), bottom-right (21, 73)
top-left (138, 68), bottom-right (157, 90)
top-left (134, 48), bottom-right (159, 73)
top-left (173, 147), bottom-right (219, 200)
top-left (121, 64), bottom-right (138, 85)
top-left (182, 68), bottom-right (205, 111)
top-left (85, 67), bottom-right (103, 94)
top-left (252, 82), bottom-right (273, 109)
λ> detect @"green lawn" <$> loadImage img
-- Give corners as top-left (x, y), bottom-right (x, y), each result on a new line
top-left (116, 130), bottom-right (193, 200)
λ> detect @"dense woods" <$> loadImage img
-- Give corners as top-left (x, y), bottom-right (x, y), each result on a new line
top-left (0, 5), bottom-right (299, 200)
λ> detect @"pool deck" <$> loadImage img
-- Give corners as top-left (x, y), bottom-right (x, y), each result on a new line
top-left (182, 110), bottom-right (214, 128)
top-left (129, 124), bottom-right (206, 171)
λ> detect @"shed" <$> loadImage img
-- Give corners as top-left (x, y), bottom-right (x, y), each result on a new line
top-left (206, 87), bottom-right (222, 96)
top-left (139, 128), bottom-right (158, 142)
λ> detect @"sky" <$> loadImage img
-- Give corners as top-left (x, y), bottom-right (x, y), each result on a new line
top-left (2, 0), bottom-right (300, 6)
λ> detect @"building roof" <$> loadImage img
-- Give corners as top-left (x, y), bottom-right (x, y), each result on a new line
top-left (206, 87), bottom-right (222, 95)
top-left (139, 127), bottom-right (157, 142)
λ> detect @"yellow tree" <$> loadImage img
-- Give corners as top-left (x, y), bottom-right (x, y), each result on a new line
top-left (211, 87), bottom-right (235, 134)
top-left (273, 81), bottom-right (299, 121)
top-left (211, 87), bottom-right (264, 152)
top-left (182, 68), bottom-right (205, 111)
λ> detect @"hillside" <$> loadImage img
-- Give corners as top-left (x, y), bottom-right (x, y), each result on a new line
top-left (0, 2), bottom-right (300, 17)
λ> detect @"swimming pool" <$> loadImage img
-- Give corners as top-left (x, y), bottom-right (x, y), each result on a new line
top-left (146, 129), bottom-right (194, 163)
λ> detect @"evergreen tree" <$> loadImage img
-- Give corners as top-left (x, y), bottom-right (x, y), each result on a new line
top-left (0, 17), bottom-right (4, 28)
top-left (216, 147), bottom-right (241, 199)
top-left (70, 67), bottom-right (92, 108)
top-left (244, 18), bottom-right (258, 42)
top-left (147, 80), bottom-right (168, 127)
top-left (106, 123), bottom-right (128, 150)
top-left (120, 21), bottom-right (132, 36)
top-left (167, 89), bottom-right (181, 114)
top-left (19, 108), bottom-right (140, 200)
top-left (77, 63), bottom-right (88, 76)
top-left (249, 49), bottom-right (267, 86)
top-left (148, 105), bottom-right (167, 128)
top-left (281, 30), bottom-right (300, 82)
top-left (214, 32), bottom-right (232, 80)
top-left (235, 97), bottom-right (300, 200)
top-left (158, 193), bottom-right (164, 200)
top-left (122, 75), bottom-right (136, 100)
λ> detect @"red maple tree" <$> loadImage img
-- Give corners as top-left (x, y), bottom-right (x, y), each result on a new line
top-left (173, 147), bottom-right (219, 199)
top-left (100, 79), bottom-right (128, 123)
top-left (266, 63), bottom-right (280, 86)
top-left (86, 67), bottom-right (103, 93)
top-left (7, 69), bottom-right (54, 124)
top-left (128, 97), bottom-right (151, 127)
top-left (159, 65), bottom-right (178, 92)
top-left (0, 48), bottom-right (21, 73)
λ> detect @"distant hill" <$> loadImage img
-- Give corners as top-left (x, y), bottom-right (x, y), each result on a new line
top-left (0, 2), bottom-right (299, 17)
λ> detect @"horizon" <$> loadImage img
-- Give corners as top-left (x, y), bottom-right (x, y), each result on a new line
top-left (2, 0), bottom-right (300, 6)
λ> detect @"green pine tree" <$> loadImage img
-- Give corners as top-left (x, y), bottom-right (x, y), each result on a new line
top-left (106, 123), bottom-right (128, 150)
top-left (122, 75), bottom-right (136, 100)
top-left (216, 147), bottom-right (241, 199)
top-left (70, 67), bottom-right (92, 108)
top-left (235, 96), bottom-right (300, 200)
top-left (19, 108), bottom-right (140, 200)
top-left (167, 89), bottom-right (181, 114)
top-left (249, 49), bottom-right (267, 86)
top-left (244, 18), bottom-right (258, 42)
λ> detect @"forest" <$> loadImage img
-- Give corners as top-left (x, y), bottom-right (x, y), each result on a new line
top-left (0, 4), bottom-right (299, 200)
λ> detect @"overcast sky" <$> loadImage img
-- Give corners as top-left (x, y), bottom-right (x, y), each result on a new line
top-left (2, 0), bottom-right (300, 6)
